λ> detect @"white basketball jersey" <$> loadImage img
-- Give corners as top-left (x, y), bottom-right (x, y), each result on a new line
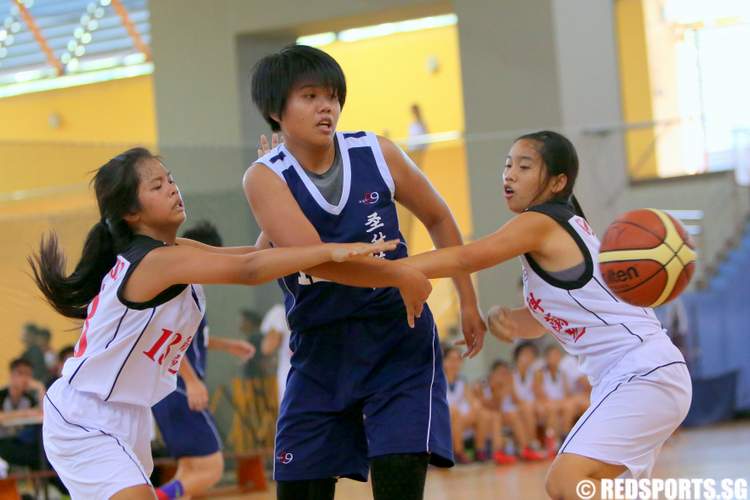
top-left (61, 235), bottom-right (205, 407)
top-left (521, 201), bottom-right (674, 386)
top-left (541, 367), bottom-right (566, 401)
top-left (446, 378), bottom-right (467, 407)
top-left (512, 369), bottom-right (536, 402)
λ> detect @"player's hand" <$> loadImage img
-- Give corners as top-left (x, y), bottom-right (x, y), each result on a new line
top-left (397, 265), bottom-right (432, 328)
top-left (186, 379), bottom-right (209, 412)
top-left (459, 304), bottom-right (487, 359)
top-left (225, 339), bottom-right (256, 361)
top-left (257, 133), bottom-right (282, 157)
top-left (329, 240), bottom-right (400, 262)
top-left (487, 305), bottom-right (516, 343)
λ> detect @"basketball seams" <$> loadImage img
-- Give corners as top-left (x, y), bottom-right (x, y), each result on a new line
top-left (599, 245), bottom-right (674, 266)
top-left (608, 220), bottom-right (678, 254)
top-left (655, 251), bottom-right (691, 306)
top-left (649, 209), bottom-right (686, 255)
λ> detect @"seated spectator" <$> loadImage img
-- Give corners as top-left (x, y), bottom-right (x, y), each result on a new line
top-left (512, 341), bottom-right (546, 454)
top-left (444, 345), bottom-right (484, 464)
top-left (478, 360), bottom-right (545, 462)
top-left (0, 358), bottom-right (44, 468)
top-left (559, 352), bottom-right (591, 417)
top-left (534, 345), bottom-right (580, 456)
top-left (1, 359), bottom-right (67, 494)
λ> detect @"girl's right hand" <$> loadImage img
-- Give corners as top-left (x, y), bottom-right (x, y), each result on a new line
top-left (487, 305), bottom-right (517, 343)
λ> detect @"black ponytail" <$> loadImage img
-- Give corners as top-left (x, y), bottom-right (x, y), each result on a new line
top-left (570, 194), bottom-right (586, 219)
top-left (29, 147), bottom-right (158, 319)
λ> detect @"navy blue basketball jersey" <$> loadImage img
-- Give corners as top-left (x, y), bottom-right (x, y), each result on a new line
top-left (176, 313), bottom-right (208, 390)
top-left (255, 131), bottom-right (407, 330)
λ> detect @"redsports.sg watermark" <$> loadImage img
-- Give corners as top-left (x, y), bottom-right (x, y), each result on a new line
top-left (576, 478), bottom-right (748, 500)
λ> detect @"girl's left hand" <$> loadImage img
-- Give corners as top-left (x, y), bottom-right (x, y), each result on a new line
top-left (459, 305), bottom-right (486, 359)
top-left (257, 133), bottom-right (282, 158)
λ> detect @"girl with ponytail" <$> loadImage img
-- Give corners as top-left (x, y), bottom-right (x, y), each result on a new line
top-left (31, 148), bottom-right (397, 500)
top-left (400, 131), bottom-right (690, 497)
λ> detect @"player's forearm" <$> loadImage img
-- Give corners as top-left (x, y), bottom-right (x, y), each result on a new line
top-left (243, 245), bottom-right (341, 284)
top-left (303, 258), bottom-right (410, 288)
top-left (424, 215), bottom-right (478, 307)
top-left (207, 337), bottom-right (235, 352)
top-left (176, 237), bottom-right (258, 255)
top-left (402, 246), bottom-right (467, 278)
top-left (178, 357), bottom-right (200, 384)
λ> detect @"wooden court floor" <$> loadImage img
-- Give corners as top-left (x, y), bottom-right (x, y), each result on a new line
top-left (224, 421), bottom-right (750, 500)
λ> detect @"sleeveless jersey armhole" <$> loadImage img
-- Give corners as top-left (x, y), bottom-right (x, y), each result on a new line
top-left (116, 236), bottom-right (187, 310)
top-left (366, 132), bottom-right (396, 198)
top-left (523, 202), bottom-right (594, 290)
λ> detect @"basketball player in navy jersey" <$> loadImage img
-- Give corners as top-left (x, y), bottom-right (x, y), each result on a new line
top-left (30, 148), bottom-right (398, 500)
top-left (401, 131), bottom-right (691, 499)
top-left (152, 221), bottom-right (256, 500)
top-left (245, 45), bottom-right (486, 500)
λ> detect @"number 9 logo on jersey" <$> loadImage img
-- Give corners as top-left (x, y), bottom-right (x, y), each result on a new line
top-left (359, 191), bottom-right (380, 205)
top-left (277, 450), bottom-right (294, 464)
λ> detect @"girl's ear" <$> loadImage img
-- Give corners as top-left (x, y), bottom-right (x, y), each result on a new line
top-left (123, 212), bottom-right (140, 225)
top-left (551, 173), bottom-right (568, 195)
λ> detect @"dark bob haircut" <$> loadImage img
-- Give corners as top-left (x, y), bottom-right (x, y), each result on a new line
top-left (251, 45), bottom-right (347, 132)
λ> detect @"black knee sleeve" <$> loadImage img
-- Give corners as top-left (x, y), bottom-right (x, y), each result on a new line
top-left (371, 453), bottom-right (429, 500)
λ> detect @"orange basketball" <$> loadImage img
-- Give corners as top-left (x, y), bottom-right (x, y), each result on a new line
top-left (599, 209), bottom-right (697, 307)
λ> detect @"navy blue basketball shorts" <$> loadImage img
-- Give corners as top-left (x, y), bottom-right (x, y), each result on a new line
top-left (273, 308), bottom-right (453, 482)
top-left (152, 387), bottom-right (222, 459)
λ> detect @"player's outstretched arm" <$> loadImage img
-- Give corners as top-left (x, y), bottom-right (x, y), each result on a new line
top-left (402, 211), bottom-right (555, 279)
top-left (121, 238), bottom-right (397, 305)
top-left (176, 231), bottom-right (271, 255)
top-left (174, 237), bottom-right (255, 255)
